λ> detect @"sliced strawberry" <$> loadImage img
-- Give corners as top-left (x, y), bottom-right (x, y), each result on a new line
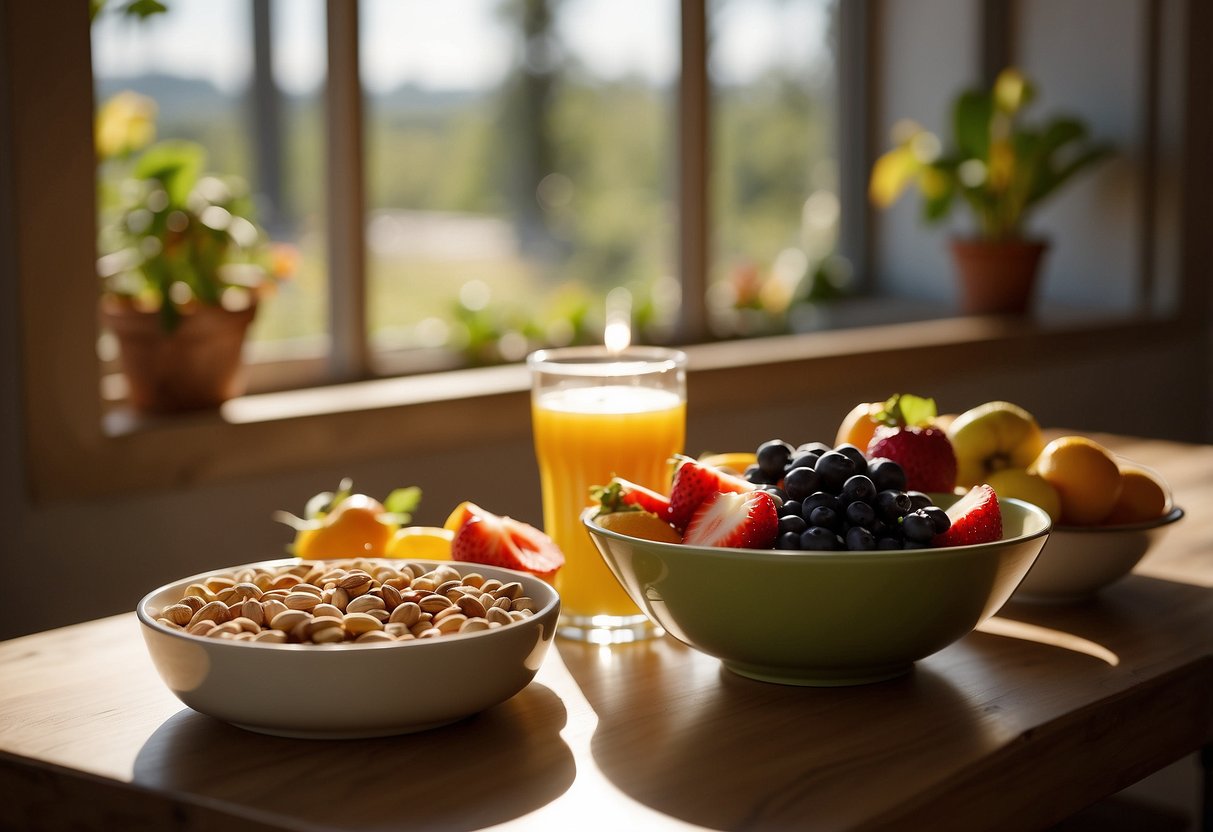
top-left (450, 505), bottom-right (565, 580)
top-left (682, 490), bottom-right (779, 549)
top-left (590, 477), bottom-right (672, 519)
top-left (668, 456), bottom-right (755, 531)
top-left (867, 425), bottom-right (958, 493)
top-left (933, 484), bottom-right (1002, 547)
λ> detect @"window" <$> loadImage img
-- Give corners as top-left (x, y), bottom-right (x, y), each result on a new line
top-left (6, 1), bottom-right (1199, 504)
top-left (91, 0), bottom-right (844, 396)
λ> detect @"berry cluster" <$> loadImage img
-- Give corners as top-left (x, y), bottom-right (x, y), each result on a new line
top-left (744, 439), bottom-right (952, 551)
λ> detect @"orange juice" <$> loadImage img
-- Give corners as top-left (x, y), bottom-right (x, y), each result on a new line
top-left (533, 385), bottom-right (685, 619)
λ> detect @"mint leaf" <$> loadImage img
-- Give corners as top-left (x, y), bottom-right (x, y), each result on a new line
top-left (384, 486), bottom-right (422, 521)
top-left (878, 393), bottom-right (937, 427)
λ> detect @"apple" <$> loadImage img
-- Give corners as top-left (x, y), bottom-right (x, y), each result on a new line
top-left (984, 467), bottom-right (1061, 521)
top-left (946, 401), bottom-right (1046, 487)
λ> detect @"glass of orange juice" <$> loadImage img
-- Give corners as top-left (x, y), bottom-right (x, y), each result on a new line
top-left (528, 345), bottom-right (686, 643)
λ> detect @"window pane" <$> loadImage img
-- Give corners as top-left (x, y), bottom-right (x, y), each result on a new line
top-left (710, 0), bottom-right (840, 337)
top-left (363, 0), bottom-right (678, 371)
top-left (92, 0), bottom-right (328, 362)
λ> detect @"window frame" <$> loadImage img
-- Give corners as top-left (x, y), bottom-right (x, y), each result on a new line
top-left (5, 0), bottom-right (1208, 505)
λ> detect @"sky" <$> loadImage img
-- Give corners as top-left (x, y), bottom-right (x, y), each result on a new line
top-left (91, 0), bottom-right (831, 96)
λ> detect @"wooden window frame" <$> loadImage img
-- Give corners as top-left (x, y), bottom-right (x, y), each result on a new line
top-left (4, 1), bottom-right (1209, 505)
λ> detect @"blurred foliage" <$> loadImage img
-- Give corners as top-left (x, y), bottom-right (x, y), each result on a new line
top-left (96, 92), bottom-right (287, 332)
top-left (96, 0), bottom-right (842, 358)
top-left (870, 67), bottom-right (1113, 240)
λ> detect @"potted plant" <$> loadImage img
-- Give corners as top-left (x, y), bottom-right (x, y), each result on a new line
top-left (96, 92), bottom-right (289, 413)
top-left (869, 68), bottom-right (1113, 315)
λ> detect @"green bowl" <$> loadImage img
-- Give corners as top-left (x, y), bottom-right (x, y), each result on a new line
top-left (582, 496), bottom-right (1051, 686)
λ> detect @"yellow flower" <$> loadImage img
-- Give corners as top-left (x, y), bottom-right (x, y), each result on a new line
top-left (95, 91), bottom-right (157, 160)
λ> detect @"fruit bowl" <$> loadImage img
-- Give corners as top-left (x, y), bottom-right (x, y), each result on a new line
top-left (582, 496), bottom-right (1051, 686)
top-left (1011, 506), bottom-right (1184, 603)
top-left (137, 558), bottom-right (559, 738)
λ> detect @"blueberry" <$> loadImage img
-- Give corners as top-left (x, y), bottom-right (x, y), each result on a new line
top-left (778, 499), bottom-right (803, 518)
top-left (756, 439), bottom-right (794, 480)
top-left (876, 489), bottom-right (912, 522)
top-left (901, 509), bottom-right (937, 544)
top-left (923, 505), bottom-right (951, 534)
top-left (906, 490), bottom-right (932, 511)
top-left (800, 526), bottom-right (839, 551)
top-left (814, 451), bottom-right (857, 492)
top-left (785, 452), bottom-right (820, 472)
top-left (796, 441), bottom-right (833, 455)
top-left (783, 467), bottom-right (822, 502)
top-left (801, 491), bottom-right (841, 517)
top-left (744, 464), bottom-right (770, 485)
top-left (876, 536), bottom-right (903, 550)
top-left (868, 458), bottom-right (907, 492)
top-left (808, 505), bottom-right (841, 531)
top-left (776, 531), bottom-right (803, 550)
top-left (841, 474), bottom-right (876, 504)
top-left (778, 514), bottom-right (807, 536)
top-left (845, 526), bottom-right (876, 551)
top-left (845, 500), bottom-right (876, 528)
top-left (833, 443), bottom-right (869, 474)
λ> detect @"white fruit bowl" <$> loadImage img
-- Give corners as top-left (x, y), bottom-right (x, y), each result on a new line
top-left (1011, 507), bottom-right (1184, 603)
top-left (138, 558), bottom-right (559, 738)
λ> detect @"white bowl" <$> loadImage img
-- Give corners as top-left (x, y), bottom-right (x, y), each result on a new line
top-left (1012, 507), bottom-right (1184, 603)
top-left (138, 558), bottom-right (560, 738)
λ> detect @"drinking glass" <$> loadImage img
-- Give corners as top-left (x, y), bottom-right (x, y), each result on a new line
top-left (528, 346), bottom-right (687, 643)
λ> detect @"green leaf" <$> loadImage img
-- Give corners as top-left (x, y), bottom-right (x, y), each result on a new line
top-left (384, 486), bottom-right (423, 519)
top-left (877, 393), bottom-right (937, 428)
top-left (133, 140), bottom-right (205, 206)
top-left (953, 90), bottom-right (993, 161)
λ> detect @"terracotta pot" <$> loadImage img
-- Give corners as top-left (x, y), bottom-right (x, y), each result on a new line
top-left (948, 238), bottom-right (1049, 315)
top-left (101, 296), bottom-right (257, 413)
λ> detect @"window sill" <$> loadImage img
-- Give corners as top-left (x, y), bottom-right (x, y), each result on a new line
top-left (30, 310), bottom-right (1195, 504)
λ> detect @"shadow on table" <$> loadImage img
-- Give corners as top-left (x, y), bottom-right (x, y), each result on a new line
top-left (131, 682), bottom-right (574, 831)
top-left (557, 638), bottom-right (998, 831)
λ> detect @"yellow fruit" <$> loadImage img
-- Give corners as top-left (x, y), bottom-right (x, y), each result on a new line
top-left (698, 452), bottom-right (757, 476)
top-left (835, 402), bottom-right (882, 450)
top-left (984, 467), bottom-right (1061, 521)
top-left (1104, 465), bottom-right (1169, 525)
top-left (294, 494), bottom-right (395, 559)
top-left (386, 526), bottom-right (455, 559)
top-left (1031, 436), bottom-right (1123, 526)
top-left (596, 511), bottom-right (682, 544)
top-left (444, 501), bottom-right (476, 532)
top-left (947, 401), bottom-right (1045, 487)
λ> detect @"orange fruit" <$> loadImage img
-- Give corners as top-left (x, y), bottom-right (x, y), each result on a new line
top-left (835, 402), bottom-right (882, 450)
top-left (1031, 436), bottom-right (1123, 525)
top-left (596, 511), bottom-right (682, 544)
top-left (386, 526), bottom-right (454, 559)
top-left (295, 494), bottom-right (395, 558)
top-left (1104, 465), bottom-right (1169, 525)
top-left (698, 452), bottom-right (757, 477)
top-left (444, 501), bottom-right (477, 532)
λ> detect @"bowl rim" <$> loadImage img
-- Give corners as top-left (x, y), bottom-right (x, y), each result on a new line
top-left (1052, 505), bottom-right (1185, 534)
top-left (581, 496), bottom-right (1051, 563)
top-left (137, 557), bottom-right (560, 651)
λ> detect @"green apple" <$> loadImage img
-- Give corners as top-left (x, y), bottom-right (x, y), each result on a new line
top-left (984, 467), bottom-right (1061, 521)
top-left (946, 401), bottom-right (1046, 487)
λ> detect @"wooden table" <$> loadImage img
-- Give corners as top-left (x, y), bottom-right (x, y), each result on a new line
top-left (3, 434), bottom-right (1212, 831)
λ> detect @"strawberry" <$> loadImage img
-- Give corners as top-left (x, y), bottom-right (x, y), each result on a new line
top-left (667, 455), bottom-right (755, 531)
top-left (682, 490), bottom-right (779, 549)
top-left (590, 477), bottom-right (671, 520)
top-left (450, 503), bottom-right (565, 580)
top-left (864, 394), bottom-right (957, 493)
top-left (933, 484), bottom-right (1002, 546)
